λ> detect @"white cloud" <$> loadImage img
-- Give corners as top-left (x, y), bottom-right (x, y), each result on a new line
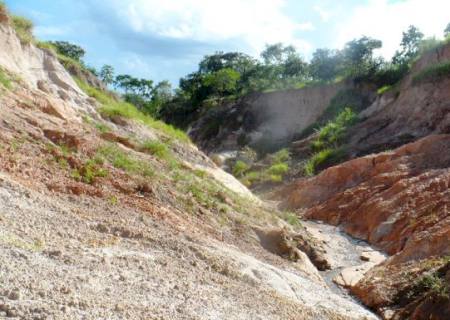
top-left (102, 0), bottom-right (313, 55)
top-left (335, 0), bottom-right (450, 58)
top-left (313, 5), bottom-right (331, 22)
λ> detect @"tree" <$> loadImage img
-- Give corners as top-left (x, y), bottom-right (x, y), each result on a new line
top-left (342, 36), bottom-right (382, 77)
top-left (309, 49), bottom-right (343, 81)
top-left (99, 65), bottom-right (114, 86)
top-left (392, 25), bottom-right (424, 65)
top-left (261, 43), bottom-right (296, 65)
top-left (444, 23), bottom-right (450, 37)
top-left (203, 68), bottom-right (241, 97)
top-left (50, 41), bottom-right (85, 62)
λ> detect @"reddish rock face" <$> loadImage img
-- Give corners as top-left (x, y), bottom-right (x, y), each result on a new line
top-left (282, 134), bottom-right (450, 317)
top-left (283, 134), bottom-right (450, 261)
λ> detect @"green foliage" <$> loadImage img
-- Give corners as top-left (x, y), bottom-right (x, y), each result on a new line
top-left (0, 68), bottom-right (12, 90)
top-left (377, 85), bottom-right (392, 95)
top-left (413, 61), bottom-right (450, 85)
top-left (280, 211), bottom-right (301, 227)
top-left (232, 160), bottom-right (250, 178)
top-left (97, 144), bottom-right (154, 177)
top-left (95, 122), bottom-right (111, 133)
top-left (303, 108), bottom-right (356, 176)
top-left (99, 65), bottom-right (114, 86)
top-left (267, 163), bottom-right (289, 176)
top-left (140, 140), bottom-right (170, 159)
top-left (49, 41), bottom-right (85, 62)
top-left (76, 78), bottom-right (189, 143)
top-left (309, 48), bottom-right (343, 82)
top-left (393, 25), bottom-right (424, 66)
top-left (301, 89), bottom-right (368, 138)
top-left (416, 273), bottom-right (449, 299)
top-left (238, 148), bottom-right (290, 186)
top-left (72, 159), bottom-right (108, 184)
top-left (304, 149), bottom-right (340, 176)
top-left (203, 68), bottom-right (241, 97)
top-left (445, 23), bottom-right (450, 38)
top-left (11, 15), bottom-right (34, 44)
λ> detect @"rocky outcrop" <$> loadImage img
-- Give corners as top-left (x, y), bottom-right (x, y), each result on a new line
top-left (281, 134), bottom-right (450, 317)
top-left (0, 20), bottom-right (95, 116)
top-left (346, 43), bottom-right (450, 157)
top-left (189, 82), bottom-right (351, 153)
top-left (283, 134), bottom-right (450, 260)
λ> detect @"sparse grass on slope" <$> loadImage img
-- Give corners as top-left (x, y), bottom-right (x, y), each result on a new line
top-left (11, 15), bottom-right (34, 44)
top-left (413, 61), bottom-right (450, 85)
top-left (75, 78), bottom-right (190, 143)
top-left (0, 68), bottom-right (12, 90)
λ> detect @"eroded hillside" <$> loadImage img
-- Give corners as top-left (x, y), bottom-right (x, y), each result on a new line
top-left (0, 6), bottom-right (378, 320)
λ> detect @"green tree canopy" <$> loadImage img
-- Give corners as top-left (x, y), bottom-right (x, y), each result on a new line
top-left (50, 41), bottom-right (86, 62)
top-left (393, 25), bottom-right (424, 65)
top-left (99, 65), bottom-right (114, 86)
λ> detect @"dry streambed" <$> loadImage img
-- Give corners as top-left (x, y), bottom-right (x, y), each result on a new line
top-left (303, 220), bottom-right (386, 312)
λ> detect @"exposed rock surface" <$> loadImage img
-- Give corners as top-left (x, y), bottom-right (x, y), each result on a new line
top-left (0, 16), bottom-right (377, 320)
top-left (189, 82), bottom-right (349, 152)
top-left (282, 134), bottom-right (450, 317)
top-left (347, 43), bottom-right (450, 157)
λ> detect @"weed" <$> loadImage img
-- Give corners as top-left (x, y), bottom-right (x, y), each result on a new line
top-left (377, 85), bottom-right (392, 95)
top-left (72, 159), bottom-right (108, 184)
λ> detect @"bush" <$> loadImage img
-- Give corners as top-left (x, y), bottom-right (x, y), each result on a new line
top-left (413, 61), bottom-right (450, 85)
top-left (232, 160), bottom-right (249, 178)
top-left (303, 148), bottom-right (344, 177)
top-left (11, 15), bottom-right (33, 44)
top-left (267, 163), bottom-right (289, 176)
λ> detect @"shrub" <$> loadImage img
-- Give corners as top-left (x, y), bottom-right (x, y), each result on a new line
top-left (280, 211), bottom-right (301, 227)
top-left (413, 61), bottom-right (450, 85)
top-left (304, 148), bottom-right (336, 176)
top-left (232, 160), bottom-right (249, 178)
top-left (417, 273), bottom-right (449, 299)
top-left (11, 15), bottom-right (34, 44)
top-left (267, 163), bottom-right (289, 176)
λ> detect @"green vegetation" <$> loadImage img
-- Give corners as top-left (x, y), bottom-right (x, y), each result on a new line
top-left (71, 159), bottom-right (108, 184)
top-left (0, 67), bottom-right (12, 90)
top-left (75, 78), bottom-right (189, 143)
top-left (279, 211), bottom-right (301, 227)
top-left (413, 61), bottom-right (450, 85)
top-left (232, 160), bottom-right (250, 178)
top-left (239, 148), bottom-right (291, 186)
top-left (300, 89), bottom-right (370, 138)
top-left (417, 273), bottom-right (449, 299)
top-left (140, 140), bottom-right (170, 160)
top-left (377, 85), bottom-right (392, 95)
top-left (303, 108), bottom-right (356, 176)
top-left (97, 144), bottom-right (154, 177)
top-left (11, 15), bottom-right (34, 44)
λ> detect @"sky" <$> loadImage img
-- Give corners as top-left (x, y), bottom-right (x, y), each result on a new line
top-left (5, 0), bottom-right (450, 86)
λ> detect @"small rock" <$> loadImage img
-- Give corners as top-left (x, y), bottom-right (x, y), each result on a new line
top-left (8, 290), bottom-right (20, 301)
